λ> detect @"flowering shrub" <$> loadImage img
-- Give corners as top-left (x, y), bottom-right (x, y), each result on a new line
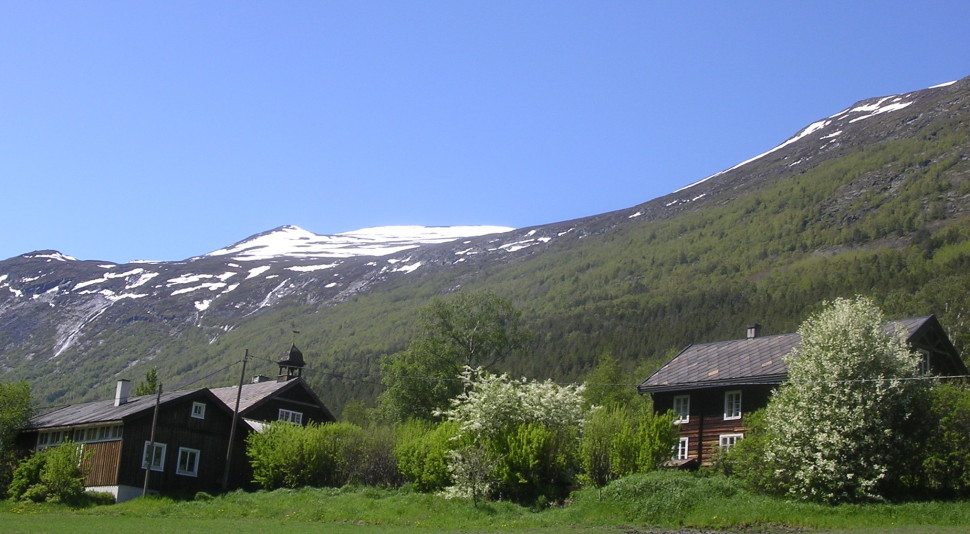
top-left (437, 366), bottom-right (586, 503)
top-left (763, 296), bottom-right (926, 503)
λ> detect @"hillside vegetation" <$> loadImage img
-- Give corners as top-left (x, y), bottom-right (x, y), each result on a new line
top-left (11, 85), bottom-right (970, 413)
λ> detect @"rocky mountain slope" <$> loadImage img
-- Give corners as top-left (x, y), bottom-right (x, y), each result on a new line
top-left (2, 76), bottom-right (969, 410)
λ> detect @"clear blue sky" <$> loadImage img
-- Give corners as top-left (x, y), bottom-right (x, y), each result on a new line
top-left (2, 1), bottom-right (968, 263)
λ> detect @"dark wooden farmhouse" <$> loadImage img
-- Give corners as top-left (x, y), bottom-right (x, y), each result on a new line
top-left (17, 383), bottom-right (241, 502)
top-left (638, 315), bottom-right (967, 466)
top-left (17, 344), bottom-right (335, 501)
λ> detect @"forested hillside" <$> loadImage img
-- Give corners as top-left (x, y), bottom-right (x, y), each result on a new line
top-left (224, 97), bottom-right (970, 413)
top-left (5, 78), bottom-right (970, 414)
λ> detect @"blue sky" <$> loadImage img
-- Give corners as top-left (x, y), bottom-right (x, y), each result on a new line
top-left (2, 1), bottom-right (968, 262)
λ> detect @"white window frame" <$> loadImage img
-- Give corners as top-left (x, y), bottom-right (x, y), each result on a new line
top-left (278, 408), bottom-right (303, 425)
top-left (719, 433), bottom-right (744, 452)
top-left (672, 395), bottom-right (690, 424)
top-left (723, 390), bottom-right (742, 420)
top-left (176, 447), bottom-right (200, 477)
top-left (191, 401), bottom-right (206, 420)
top-left (142, 441), bottom-right (167, 472)
top-left (674, 436), bottom-right (689, 460)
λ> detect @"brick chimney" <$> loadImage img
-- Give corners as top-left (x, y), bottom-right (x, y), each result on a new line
top-left (746, 324), bottom-right (762, 339)
top-left (114, 379), bottom-right (132, 406)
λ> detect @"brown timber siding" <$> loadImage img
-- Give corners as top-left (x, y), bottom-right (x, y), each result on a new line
top-left (117, 392), bottom-right (238, 494)
top-left (82, 440), bottom-right (121, 486)
top-left (654, 384), bottom-right (773, 465)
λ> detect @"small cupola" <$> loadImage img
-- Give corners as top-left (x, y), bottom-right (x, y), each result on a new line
top-left (746, 323), bottom-right (762, 339)
top-left (278, 343), bottom-right (306, 382)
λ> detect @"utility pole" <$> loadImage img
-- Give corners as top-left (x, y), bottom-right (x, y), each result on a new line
top-left (142, 382), bottom-right (162, 497)
top-left (222, 350), bottom-right (248, 490)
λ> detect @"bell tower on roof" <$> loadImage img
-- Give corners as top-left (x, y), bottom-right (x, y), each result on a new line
top-left (278, 343), bottom-right (306, 382)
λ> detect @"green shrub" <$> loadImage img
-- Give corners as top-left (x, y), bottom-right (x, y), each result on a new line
top-left (346, 424), bottom-right (402, 487)
top-left (922, 384), bottom-right (970, 498)
top-left (247, 421), bottom-right (384, 489)
top-left (394, 420), bottom-right (458, 492)
top-left (8, 443), bottom-right (86, 503)
top-left (489, 423), bottom-right (577, 503)
top-left (720, 409), bottom-right (778, 494)
top-left (594, 470), bottom-right (740, 524)
top-left (7, 451), bottom-right (45, 500)
top-left (579, 406), bottom-right (677, 488)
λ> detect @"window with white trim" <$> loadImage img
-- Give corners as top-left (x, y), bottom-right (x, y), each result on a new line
top-left (674, 437), bottom-right (689, 460)
top-left (191, 402), bottom-right (206, 420)
top-left (176, 447), bottom-right (200, 477)
top-left (142, 441), bottom-right (167, 471)
top-left (724, 390), bottom-right (742, 420)
top-left (719, 433), bottom-right (743, 452)
top-left (278, 408), bottom-right (303, 425)
top-left (36, 425), bottom-right (122, 450)
top-left (672, 395), bottom-right (690, 424)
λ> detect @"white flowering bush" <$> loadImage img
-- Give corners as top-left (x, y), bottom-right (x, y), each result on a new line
top-left (437, 366), bottom-right (586, 503)
top-left (763, 296), bottom-right (926, 503)
top-left (439, 366), bottom-right (586, 439)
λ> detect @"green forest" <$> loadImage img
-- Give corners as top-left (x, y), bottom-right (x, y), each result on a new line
top-left (14, 103), bottom-right (970, 416)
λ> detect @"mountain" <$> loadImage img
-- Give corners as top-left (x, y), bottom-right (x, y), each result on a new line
top-left (3, 76), bottom-right (969, 412)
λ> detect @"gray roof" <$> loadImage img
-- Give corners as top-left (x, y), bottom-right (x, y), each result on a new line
top-left (638, 317), bottom-right (933, 393)
top-left (209, 379), bottom-right (293, 414)
top-left (29, 390), bottom-right (201, 429)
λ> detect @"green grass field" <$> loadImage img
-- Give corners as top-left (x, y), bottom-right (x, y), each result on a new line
top-left (2, 473), bottom-right (969, 533)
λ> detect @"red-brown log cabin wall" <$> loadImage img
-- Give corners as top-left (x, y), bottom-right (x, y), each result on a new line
top-left (653, 384), bottom-right (774, 464)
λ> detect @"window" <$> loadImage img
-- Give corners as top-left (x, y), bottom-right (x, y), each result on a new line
top-left (724, 390), bottom-right (742, 420)
top-left (191, 402), bottom-right (206, 420)
top-left (36, 425), bottom-right (122, 450)
top-left (918, 349), bottom-right (931, 375)
top-left (142, 441), bottom-right (167, 471)
top-left (278, 409), bottom-right (303, 425)
top-left (719, 433), bottom-right (744, 452)
top-left (176, 447), bottom-right (200, 477)
top-left (674, 437), bottom-right (689, 460)
top-left (672, 395), bottom-right (690, 424)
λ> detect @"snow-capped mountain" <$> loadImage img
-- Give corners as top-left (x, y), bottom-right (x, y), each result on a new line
top-left (206, 224), bottom-right (514, 261)
top-left (2, 75), bottom-right (968, 407)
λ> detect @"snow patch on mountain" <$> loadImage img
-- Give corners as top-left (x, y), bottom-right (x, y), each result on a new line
top-left (207, 225), bottom-right (513, 261)
top-left (672, 90), bottom-right (918, 195)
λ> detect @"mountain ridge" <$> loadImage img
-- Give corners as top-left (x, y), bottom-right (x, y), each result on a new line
top-left (2, 75), bottom-right (969, 411)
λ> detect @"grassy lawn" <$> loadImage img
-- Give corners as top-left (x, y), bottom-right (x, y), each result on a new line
top-left (2, 472), bottom-right (968, 533)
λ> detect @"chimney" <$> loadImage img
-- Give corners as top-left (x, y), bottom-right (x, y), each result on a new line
top-left (252, 375), bottom-right (271, 384)
top-left (114, 379), bottom-right (132, 406)
top-left (746, 324), bottom-right (762, 339)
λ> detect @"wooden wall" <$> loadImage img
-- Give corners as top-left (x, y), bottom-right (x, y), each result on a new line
top-left (117, 391), bottom-right (238, 495)
top-left (82, 440), bottom-right (122, 486)
top-left (653, 384), bottom-right (774, 464)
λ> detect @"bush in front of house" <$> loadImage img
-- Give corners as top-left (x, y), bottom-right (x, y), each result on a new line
top-left (247, 420), bottom-right (402, 490)
top-left (394, 419), bottom-right (459, 492)
top-left (748, 297), bottom-right (929, 503)
top-left (247, 421), bottom-right (359, 489)
top-left (921, 384), bottom-right (970, 498)
top-left (578, 405), bottom-right (678, 488)
top-left (8, 443), bottom-right (86, 503)
top-left (436, 366), bottom-right (586, 504)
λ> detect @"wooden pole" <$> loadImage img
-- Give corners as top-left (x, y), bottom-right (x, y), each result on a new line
top-left (142, 382), bottom-right (163, 497)
top-left (222, 349), bottom-right (248, 490)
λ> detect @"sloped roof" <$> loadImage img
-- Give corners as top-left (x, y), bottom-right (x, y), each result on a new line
top-left (209, 379), bottom-right (293, 413)
top-left (638, 316), bottom-right (935, 393)
top-left (29, 389), bottom-right (202, 429)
